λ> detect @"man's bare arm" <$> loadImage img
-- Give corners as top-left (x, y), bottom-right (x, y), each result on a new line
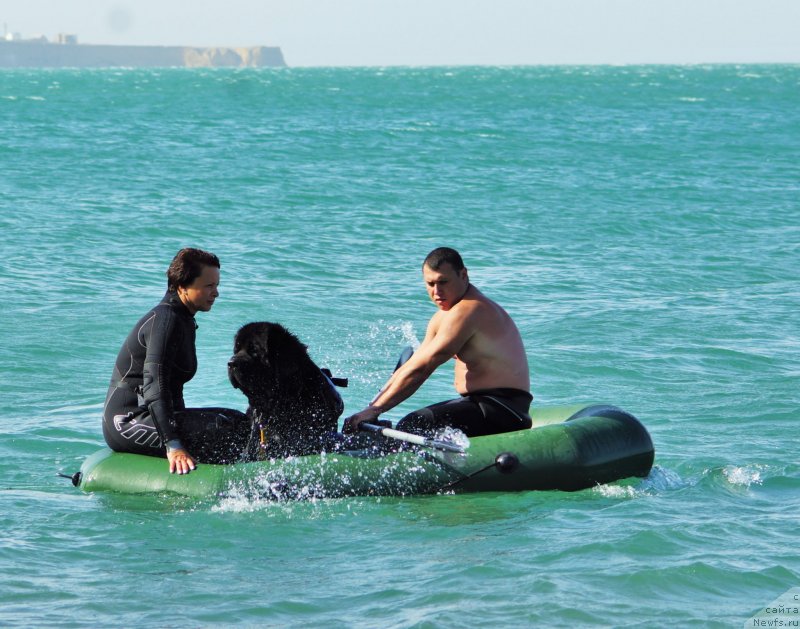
top-left (366, 313), bottom-right (440, 405)
top-left (343, 306), bottom-right (477, 431)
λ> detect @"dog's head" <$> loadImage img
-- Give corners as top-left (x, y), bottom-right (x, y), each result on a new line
top-left (229, 321), bottom-right (344, 457)
top-left (228, 322), bottom-right (308, 403)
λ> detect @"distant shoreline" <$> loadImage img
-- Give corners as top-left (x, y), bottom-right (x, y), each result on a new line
top-left (0, 39), bottom-right (286, 68)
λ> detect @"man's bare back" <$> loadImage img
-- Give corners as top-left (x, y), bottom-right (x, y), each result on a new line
top-left (425, 284), bottom-right (529, 394)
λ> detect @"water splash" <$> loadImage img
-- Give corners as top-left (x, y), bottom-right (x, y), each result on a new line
top-left (592, 484), bottom-right (639, 498)
top-left (641, 465), bottom-right (686, 492)
top-left (211, 445), bottom-right (457, 511)
top-left (590, 465), bottom-right (686, 499)
top-left (433, 426), bottom-right (471, 451)
top-left (374, 320), bottom-right (421, 351)
top-left (395, 321), bottom-right (421, 349)
top-left (722, 464), bottom-right (763, 487)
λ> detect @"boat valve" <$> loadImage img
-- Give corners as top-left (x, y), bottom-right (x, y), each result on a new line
top-left (494, 452), bottom-right (519, 474)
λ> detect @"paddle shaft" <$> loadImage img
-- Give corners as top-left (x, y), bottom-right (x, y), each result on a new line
top-left (360, 422), bottom-right (465, 453)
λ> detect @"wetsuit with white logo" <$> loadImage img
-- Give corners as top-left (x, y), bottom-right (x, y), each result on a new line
top-left (102, 291), bottom-right (251, 463)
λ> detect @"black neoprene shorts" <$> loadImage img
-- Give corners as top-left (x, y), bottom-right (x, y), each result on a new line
top-left (395, 388), bottom-right (533, 438)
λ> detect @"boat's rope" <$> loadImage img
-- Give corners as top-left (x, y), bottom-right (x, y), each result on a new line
top-left (420, 450), bottom-right (514, 491)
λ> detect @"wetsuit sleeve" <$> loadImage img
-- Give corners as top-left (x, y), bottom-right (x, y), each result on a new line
top-left (141, 308), bottom-right (182, 443)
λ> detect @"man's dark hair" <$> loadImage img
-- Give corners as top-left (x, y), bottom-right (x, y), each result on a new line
top-left (166, 248), bottom-right (220, 292)
top-left (423, 247), bottom-right (465, 272)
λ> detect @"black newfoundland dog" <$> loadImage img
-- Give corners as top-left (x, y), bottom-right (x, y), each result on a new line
top-left (228, 322), bottom-right (345, 459)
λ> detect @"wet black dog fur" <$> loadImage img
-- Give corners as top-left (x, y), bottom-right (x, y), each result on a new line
top-left (228, 322), bottom-right (343, 459)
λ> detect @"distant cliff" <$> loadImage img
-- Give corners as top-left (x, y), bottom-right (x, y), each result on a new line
top-left (0, 40), bottom-right (286, 68)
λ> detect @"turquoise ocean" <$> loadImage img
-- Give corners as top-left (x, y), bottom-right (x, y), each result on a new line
top-left (1, 65), bottom-right (798, 627)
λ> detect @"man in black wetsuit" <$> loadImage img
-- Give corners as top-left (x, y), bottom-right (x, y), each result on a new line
top-left (102, 248), bottom-right (251, 474)
top-left (343, 247), bottom-right (532, 438)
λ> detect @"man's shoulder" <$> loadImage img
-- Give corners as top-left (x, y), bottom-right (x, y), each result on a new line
top-left (456, 289), bottom-right (498, 316)
top-left (457, 292), bottom-right (514, 334)
top-left (437, 298), bottom-right (483, 331)
top-left (428, 303), bottom-right (467, 327)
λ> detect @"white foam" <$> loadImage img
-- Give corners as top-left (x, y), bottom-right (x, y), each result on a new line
top-left (212, 475), bottom-right (327, 513)
top-left (593, 484), bottom-right (639, 498)
top-left (723, 465), bottom-right (763, 487)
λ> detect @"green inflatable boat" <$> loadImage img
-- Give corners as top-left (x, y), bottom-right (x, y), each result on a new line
top-left (73, 403), bottom-right (654, 499)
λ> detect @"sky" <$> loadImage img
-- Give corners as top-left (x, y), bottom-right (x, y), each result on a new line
top-left (3, 0), bottom-right (800, 67)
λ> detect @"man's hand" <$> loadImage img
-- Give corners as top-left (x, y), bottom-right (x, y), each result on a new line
top-left (167, 446), bottom-right (197, 474)
top-left (342, 405), bottom-right (383, 434)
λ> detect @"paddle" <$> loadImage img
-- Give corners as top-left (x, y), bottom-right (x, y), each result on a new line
top-left (393, 345), bottom-right (414, 371)
top-left (355, 345), bottom-right (466, 453)
top-left (360, 422), bottom-right (466, 453)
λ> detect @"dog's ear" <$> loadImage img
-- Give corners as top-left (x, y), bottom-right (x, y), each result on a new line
top-left (241, 325), bottom-right (270, 367)
top-left (269, 324), bottom-right (307, 383)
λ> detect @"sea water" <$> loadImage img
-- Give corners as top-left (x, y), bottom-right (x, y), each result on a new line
top-left (0, 65), bottom-right (798, 627)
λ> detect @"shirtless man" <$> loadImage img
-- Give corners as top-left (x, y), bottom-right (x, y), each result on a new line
top-left (343, 247), bottom-right (532, 438)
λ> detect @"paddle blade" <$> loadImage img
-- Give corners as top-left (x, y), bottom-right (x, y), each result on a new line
top-left (393, 346), bottom-right (414, 372)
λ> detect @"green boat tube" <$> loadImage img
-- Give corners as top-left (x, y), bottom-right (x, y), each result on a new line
top-left (74, 403), bottom-right (655, 499)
